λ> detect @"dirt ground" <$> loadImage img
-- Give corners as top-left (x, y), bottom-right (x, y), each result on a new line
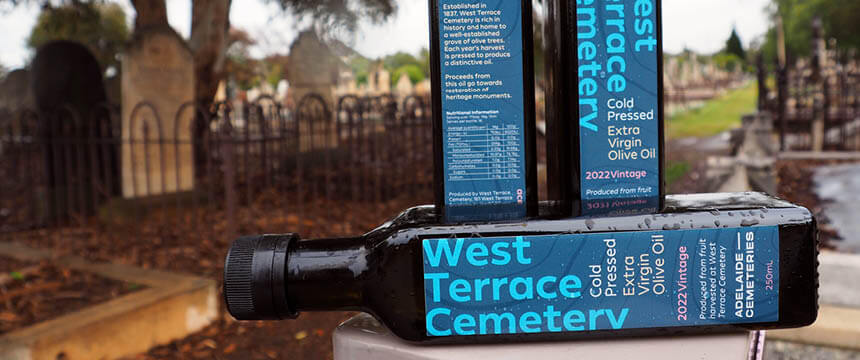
top-left (1, 256), bottom-right (139, 335)
top-left (3, 194), bottom-right (422, 360)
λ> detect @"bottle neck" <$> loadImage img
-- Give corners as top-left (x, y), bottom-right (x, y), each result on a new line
top-left (286, 236), bottom-right (368, 312)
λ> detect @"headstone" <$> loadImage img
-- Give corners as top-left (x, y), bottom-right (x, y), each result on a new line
top-left (121, 25), bottom-right (195, 198)
top-left (30, 40), bottom-right (119, 220)
top-left (393, 74), bottom-right (413, 98)
top-left (0, 69), bottom-right (35, 139)
top-left (286, 30), bottom-right (344, 107)
top-left (0, 69), bottom-right (35, 113)
top-left (368, 66), bottom-right (391, 95)
top-left (414, 79), bottom-right (431, 96)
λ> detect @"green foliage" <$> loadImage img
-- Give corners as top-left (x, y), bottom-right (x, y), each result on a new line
top-left (418, 48), bottom-right (430, 77)
top-left (724, 28), bottom-right (746, 60)
top-left (265, 62), bottom-right (284, 88)
top-left (378, 50), bottom-right (431, 85)
top-left (665, 161), bottom-right (691, 187)
top-left (391, 64), bottom-right (424, 86)
top-left (383, 52), bottom-right (420, 72)
top-left (713, 53), bottom-right (744, 72)
top-left (349, 56), bottom-right (371, 85)
top-left (26, 2), bottom-right (129, 70)
top-left (225, 37), bottom-right (261, 91)
top-left (9, 271), bottom-right (24, 281)
top-left (355, 71), bottom-right (368, 85)
top-left (762, 0), bottom-right (860, 64)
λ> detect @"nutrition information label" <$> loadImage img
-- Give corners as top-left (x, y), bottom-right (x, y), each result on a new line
top-left (446, 121), bottom-right (522, 181)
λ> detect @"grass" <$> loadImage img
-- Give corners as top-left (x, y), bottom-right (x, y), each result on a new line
top-left (666, 81), bottom-right (758, 139)
top-left (665, 160), bottom-right (691, 187)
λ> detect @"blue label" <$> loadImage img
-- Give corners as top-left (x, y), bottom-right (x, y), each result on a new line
top-left (422, 226), bottom-right (779, 337)
top-left (438, 0), bottom-right (528, 222)
top-left (576, 0), bottom-right (661, 215)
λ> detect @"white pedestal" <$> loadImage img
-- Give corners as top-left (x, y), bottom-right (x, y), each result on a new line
top-left (333, 314), bottom-right (764, 360)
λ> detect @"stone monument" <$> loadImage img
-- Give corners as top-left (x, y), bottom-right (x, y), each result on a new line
top-left (30, 40), bottom-right (118, 220)
top-left (286, 30), bottom-right (344, 107)
top-left (121, 25), bottom-right (195, 198)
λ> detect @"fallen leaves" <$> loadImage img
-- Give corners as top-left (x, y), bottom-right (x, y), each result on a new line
top-left (0, 257), bottom-right (143, 335)
top-left (2, 192), bottom-right (431, 358)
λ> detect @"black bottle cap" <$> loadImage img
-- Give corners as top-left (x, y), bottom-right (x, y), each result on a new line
top-left (224, 234), bottom-right (298, 320)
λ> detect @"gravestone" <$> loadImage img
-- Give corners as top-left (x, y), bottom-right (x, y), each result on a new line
top-left (121, 25), bottom-right (195, 198)
top-left (0, 69), bottom-right (34, 139)
top-left (0, 69), bottom-right (35, 113)
top-left (286, 30), bottom-right (343, 107)
top-left (30, 40), bottom-right (119, 221)
top-left (286, 30), bottom-right (343, 152)
top-left (368, 66), bottom-right (391, 95)
top-left (393, 74), bottom-right (413, 99)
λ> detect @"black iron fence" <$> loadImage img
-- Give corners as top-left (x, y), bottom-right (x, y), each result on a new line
top-left (0, 93), bottom-right (434, 235)
top-left (758, 56), bottom-right (860, 151)
top-left (757, 18), bottom-right (860, 151)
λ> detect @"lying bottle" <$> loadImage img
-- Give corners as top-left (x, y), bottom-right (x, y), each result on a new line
top-left (223, 192), bottom-right (818, 343)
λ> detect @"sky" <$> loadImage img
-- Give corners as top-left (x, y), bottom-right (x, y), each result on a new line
top-left (0, 0), bottom-right (772, 70)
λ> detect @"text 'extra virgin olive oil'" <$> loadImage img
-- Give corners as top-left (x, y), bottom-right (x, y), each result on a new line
top-left (545, 0), bottom-right (665, 218)
top-left (223, 193), bottom-right (819, 344)
top-left (429, 0), bottom-right (538, 223)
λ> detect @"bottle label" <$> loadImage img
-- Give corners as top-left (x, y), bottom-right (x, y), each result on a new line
top-left (576, 0), bottom-right (662, 216)
top-left (421, 226), bottom-right (779, 337)
top-left (437, 0), bottom-right (528, 222)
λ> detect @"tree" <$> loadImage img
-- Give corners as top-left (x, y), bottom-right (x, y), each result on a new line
top-left (418, 48), bottom-right (430, 77)
top-left (391, 64), bottom-right (424, 86)
top-left (724, 28), bottom-right (745, 60)
top-left (349, 56), bottom-right (371, 85)
top-left (27, 2), bottom-right (129, 71)
top-left (223, 27), bottom-right (260, 91)
top-left (762, 0), bottom-right (860, 65)
top-left (383, 51), bottom-right (421, 74)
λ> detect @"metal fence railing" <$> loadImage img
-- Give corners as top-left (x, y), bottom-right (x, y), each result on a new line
top-left (0, 93), bottom-right (434, 236)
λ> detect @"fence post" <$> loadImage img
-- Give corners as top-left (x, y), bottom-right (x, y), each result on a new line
top-left (756, 54), bottom-right (767, 112)
top-left (810, 17), bottom-right (826, 152)
top-left (777, 61), bottom-right (788, 151)
top-left (222, 127), bottom-right (238, 243)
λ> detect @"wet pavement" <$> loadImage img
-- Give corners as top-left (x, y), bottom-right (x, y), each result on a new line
top-left (814, 164), bottom-right (860, 253)
top-left (765, 340), bottom-right (860, 360)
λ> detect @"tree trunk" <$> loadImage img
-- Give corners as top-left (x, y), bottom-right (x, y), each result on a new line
top-left (130, 0), bottom-right (168, 29)
top-left (189, 0), bottom-right (231, 175)
top-left (190, 0), bottom-right (232, 109)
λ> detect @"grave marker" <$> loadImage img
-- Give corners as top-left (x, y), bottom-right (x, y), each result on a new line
top-left (121, 26), bottom-right (195, 198)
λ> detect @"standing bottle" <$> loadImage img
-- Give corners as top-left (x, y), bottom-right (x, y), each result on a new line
top-left (224, 193), bottom-right (818, 343)
top-left (544, 0), bottom-right (666, 217)
top-left (429, 0), bottom-right (538, 223)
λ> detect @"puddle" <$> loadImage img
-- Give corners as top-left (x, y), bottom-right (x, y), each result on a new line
top-left (814, 163), bottom-right (860, 253)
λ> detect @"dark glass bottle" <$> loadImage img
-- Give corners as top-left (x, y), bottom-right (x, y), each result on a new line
top-left (428, 0), bottom-right (538, 223)
top-left (224, 193), bottom-right (818, 344)
top-left (544, 0), bottom-right (666, 218)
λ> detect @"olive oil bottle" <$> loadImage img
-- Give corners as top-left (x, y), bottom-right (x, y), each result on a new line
top-left (224, 193), bottom-right (818, 343)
